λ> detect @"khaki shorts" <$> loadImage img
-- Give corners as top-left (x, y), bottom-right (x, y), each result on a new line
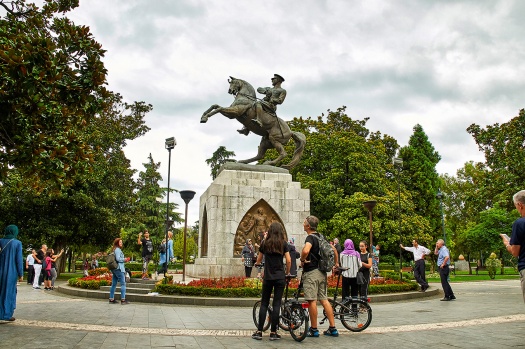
top-left (303, 268), bottom-right (328, 301)
top-left (520, 269), bottom-right (525, 302)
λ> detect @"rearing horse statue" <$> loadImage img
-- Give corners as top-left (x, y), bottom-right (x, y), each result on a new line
top-left (200, 77), bottom-right (306, 169)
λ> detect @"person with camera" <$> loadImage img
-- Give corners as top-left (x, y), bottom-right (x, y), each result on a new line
top-left (137, 230), bottom-right (153, 280)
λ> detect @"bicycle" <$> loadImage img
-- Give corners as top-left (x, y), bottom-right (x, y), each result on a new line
top-left (252, 273), bottom-right (310, 342)
top-left (320, 266), bottom-right (373, 332)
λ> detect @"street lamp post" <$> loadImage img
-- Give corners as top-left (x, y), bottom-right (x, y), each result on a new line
top-left (436, 188), bottom-right (446, 245)
top-left (393, 157), bottom-right (403, 280)
top-left (164, 137), bottom-right (176, 280)
top-left (180, 190), bottom-right (196, 282)
top-left (363, 200), bottom-right (377, 254)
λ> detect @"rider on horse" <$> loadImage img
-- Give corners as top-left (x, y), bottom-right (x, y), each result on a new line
top-left (237, 74), bottom-right (287, 135)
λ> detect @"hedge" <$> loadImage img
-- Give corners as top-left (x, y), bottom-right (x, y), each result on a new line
top-left (75, 261), bottom-right (183, 272)
top-left (153, 280), bottom-right (419, 298)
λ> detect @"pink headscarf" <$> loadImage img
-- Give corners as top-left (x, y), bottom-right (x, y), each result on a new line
top-left (340, 239), bottom-right (360, 257)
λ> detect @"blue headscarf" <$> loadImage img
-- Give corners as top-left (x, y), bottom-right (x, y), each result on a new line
top-left (3, 225), bottom-right (19, 239)
top-left (341, 239), bottom-right (360, 257)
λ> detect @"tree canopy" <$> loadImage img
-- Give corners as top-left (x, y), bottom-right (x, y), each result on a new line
top-left (0, 0), bottom-right (111, 190)
top-left (263, 107), bottom-right (434, 255)
top-left (0, 1), bottom-right (158, 255)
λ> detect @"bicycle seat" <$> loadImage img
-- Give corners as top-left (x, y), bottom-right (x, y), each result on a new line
top-left (337, 266), bottom-right (349, 271)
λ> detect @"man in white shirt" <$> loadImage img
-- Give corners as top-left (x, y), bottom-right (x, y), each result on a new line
top-left (25, 250), bottom-right (35, 285)
top-left (400, 239), bottom-right (431, 292)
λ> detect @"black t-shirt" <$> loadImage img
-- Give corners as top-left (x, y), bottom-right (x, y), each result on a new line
top-left (260, 241), bottom-right (290, 281)
top-left (35, 249), bottom-right (45, 265)
top-left (141, 238), bottom-right (153, 257)
top-left (511, 217), bottom-right (525, 272)
top-left (360, 252), bottom-right (372, 278)
top-left (303, 233), bottom-right (320, 273)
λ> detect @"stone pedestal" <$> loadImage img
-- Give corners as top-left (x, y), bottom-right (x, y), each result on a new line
top-left (187, 163), bottom-right (310, 278)
top-left (454, 260), bottom-right (469, 271)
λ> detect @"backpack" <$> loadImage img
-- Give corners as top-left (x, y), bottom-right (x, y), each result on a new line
top-left (311, 233), bottom-right (335, 273)
top-left (106, 253), bottom-right (118, 270)
top-left (159, 243), bottom-right (166, 254)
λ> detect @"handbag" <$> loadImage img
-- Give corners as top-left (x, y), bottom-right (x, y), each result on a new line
top-left (356, 271), bottom-right (366, 285)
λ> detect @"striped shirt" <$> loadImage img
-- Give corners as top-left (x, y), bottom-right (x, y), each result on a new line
top-left (340, 254), bottom-right (362, 278)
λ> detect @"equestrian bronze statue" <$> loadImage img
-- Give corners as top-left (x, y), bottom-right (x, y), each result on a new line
top-left (200, 76), bottom-right (305, 169)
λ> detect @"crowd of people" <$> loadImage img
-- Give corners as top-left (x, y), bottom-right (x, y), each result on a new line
top-left (1, 189), bottom-right (524, 334)
top-left (250, 189), bottom-right (525, 341)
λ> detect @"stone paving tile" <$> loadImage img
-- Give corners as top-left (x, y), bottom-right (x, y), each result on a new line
top-left (4, 280), bottom-right (525, 349)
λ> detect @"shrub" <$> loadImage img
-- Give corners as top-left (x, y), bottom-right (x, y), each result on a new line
top-left (485, 253), bottom-right (502, 279)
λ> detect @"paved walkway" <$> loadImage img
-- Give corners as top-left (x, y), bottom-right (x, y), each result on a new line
top-left (1, 280), bottom-right (524, 348)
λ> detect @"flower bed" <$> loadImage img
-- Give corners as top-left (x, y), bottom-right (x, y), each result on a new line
top-left (154, 275), bottom-right (418, 298)
top-left (68, 274), bottom-right (112, 289)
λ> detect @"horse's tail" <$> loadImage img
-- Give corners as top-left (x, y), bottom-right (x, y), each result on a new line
top-left (282, 131), bottom-right (306, 170)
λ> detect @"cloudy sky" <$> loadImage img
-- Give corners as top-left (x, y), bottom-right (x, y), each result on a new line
top-left (65, 0), bottom-right (525, 224)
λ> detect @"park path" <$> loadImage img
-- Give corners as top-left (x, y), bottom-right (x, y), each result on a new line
top-left (1, 280), bottom-right (524, 348)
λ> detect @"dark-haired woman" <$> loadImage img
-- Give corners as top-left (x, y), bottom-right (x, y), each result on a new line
top-left (109, 238), bottom-right (129, 304)
top-left (252, 222), bottom-right (291, 341)
top-left (358, 240), bottom-right (373, 299)
top-left (49, 248), bottom-right (64, 290)
top-left (43, 250), bottom-right (53, 290)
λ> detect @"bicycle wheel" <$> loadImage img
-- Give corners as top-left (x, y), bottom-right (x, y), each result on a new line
top-left (278, 303), bottom-right (290, 331)
top-left (340, 299), bottom-right (372, 332)
top-left (322, 299), bottom-right (341, 318)
top-left (287, 304), bottom-right (309, 342)
top-left (252, 300), bottom-right (271, 331)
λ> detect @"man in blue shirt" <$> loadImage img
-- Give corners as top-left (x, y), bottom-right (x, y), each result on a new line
top-left (434, 239), bottom-right (455, 301)
top-left (502, 190), bottom-right (525, 304)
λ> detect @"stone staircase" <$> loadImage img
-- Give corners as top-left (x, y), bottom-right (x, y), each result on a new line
top-left (99, 278), bottom-right (157, 298)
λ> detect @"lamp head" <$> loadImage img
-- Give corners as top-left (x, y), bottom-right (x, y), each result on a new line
top-left (363, 200), bottom-right (377, 211)
top-left (165, 137), bottom-right (176, 150)
top-left (180, 190), bottom-right (196, 204)
top-left (436, 188), bottom-right (443, 200)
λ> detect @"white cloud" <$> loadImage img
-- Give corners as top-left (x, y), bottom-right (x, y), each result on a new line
top-left (65, 0), bottom-right (525, 224)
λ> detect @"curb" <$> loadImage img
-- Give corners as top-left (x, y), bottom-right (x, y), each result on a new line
top-left (57, 284), bottom-right (440, 307)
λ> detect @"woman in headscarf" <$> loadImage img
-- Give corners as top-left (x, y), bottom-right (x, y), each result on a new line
top-left (339, 239), bottom-right (362, 301)
top-left (241, 239), bottom-right (255, 278)
top-left (0, 225), bottom-right (24, 321)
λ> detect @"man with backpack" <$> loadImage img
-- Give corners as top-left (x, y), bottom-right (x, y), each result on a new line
top-left (299, 215), bottom-right (340, 338)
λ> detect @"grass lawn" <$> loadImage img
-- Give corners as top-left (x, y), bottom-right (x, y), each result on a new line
top-left (426, 269), bottom-right (520, 282)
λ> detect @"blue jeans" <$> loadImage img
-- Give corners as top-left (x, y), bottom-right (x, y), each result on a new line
top-left (110, 269), bottom-right (126, 300)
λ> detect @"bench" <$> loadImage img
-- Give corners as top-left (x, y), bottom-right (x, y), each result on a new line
top-left (470, 263), bottom-right (486, 275)
top-left (473, 266), bottom-right (486, 275)
top-left (401, 267), bottom-right (413, 273)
